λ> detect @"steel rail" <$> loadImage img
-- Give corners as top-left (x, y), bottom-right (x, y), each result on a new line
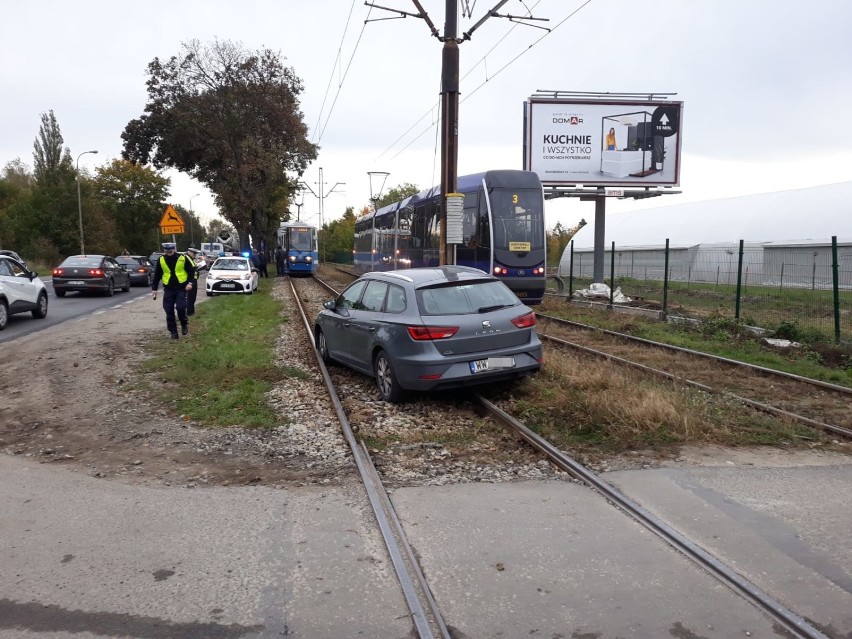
top-left (476, 395), bottom-right (830, 639)
top-left (539, 313), bottom-right (852, 396)
top-left (286, 277), bottom-right (449, 639)
top-left (539, 332), bottom-right (852, 439)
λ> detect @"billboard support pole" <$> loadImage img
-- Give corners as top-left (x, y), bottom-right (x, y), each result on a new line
top-left (593, 187), bottom-right (606, 282)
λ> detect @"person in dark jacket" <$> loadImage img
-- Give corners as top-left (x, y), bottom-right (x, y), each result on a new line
top-left (253, 248), bottom-right (269, 278)
top-left (151, 242), bottom-right (196, 339)
top-left (184, 247), bottom-right (206, 316)
top-left (275, 246), bottom-right (286, 277)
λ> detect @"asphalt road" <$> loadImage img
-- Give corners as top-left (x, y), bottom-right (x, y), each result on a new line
top-left (0, 279), bottom-right (152, 344)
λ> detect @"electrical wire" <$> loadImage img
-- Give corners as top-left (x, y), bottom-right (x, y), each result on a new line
top-left (314, 3), bottom-right (374, 144)
top-left (312, 0), bottom-right (359, 144)
top-left (383, 0), bottom-right (593, 161)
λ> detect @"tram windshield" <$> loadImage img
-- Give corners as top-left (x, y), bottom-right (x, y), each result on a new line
top-left (489, 188), bottom-right (545, 251)
top-left (288, 228), bottom-right (316, 251)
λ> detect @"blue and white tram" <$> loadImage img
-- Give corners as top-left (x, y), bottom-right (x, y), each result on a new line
top-left (277, 221), bottom-right (319, 276)
top-left (353, 169), bottom-right (547, 304)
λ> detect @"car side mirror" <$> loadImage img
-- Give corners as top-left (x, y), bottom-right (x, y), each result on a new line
top-left (323, 300), bottom-right (336, 310)
top-left (28, 271), bottom-right (38, 280)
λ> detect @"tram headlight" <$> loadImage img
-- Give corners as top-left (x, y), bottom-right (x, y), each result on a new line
top-left (493, 267), bottom-right (508, 276)
top-left (305, 256), bottom-right (312, 262)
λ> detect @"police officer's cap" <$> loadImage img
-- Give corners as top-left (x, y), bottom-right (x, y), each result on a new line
top-left (162, 242), bottom-right (177, 250)
top-left (186, 247), bottom-right (199, 254)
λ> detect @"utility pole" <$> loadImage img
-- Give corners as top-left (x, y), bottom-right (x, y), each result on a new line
top-left (369, 0), bottom-right (541, 266)
top-left (301, 168), bottom-right (344, 262)
top-left (300, 167), bottom-right (345, 229)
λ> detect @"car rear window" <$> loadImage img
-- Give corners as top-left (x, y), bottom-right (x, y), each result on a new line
top-left (418, 280), bottom-right (519, 315)
top-left (61, 257), bottom-right (103, 267)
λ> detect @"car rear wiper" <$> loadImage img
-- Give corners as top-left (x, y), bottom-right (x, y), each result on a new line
top-left (478, 304), bottom-right (510, 313)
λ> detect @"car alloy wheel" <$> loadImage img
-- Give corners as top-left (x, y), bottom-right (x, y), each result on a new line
top-left (375, 350), bottom-right (403, 403)
top-left (317, 330), bottom-right (332, 364)
top-left (105, 279), bottom-right (114, 297)
top-left (32, 292), bottom-right (48, 319)
top-left (0, 300), bottom-right (8, 330)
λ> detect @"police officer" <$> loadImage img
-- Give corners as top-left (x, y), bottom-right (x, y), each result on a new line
top-left (184, 247), bottom-right (206, 316)
top-left (151, 242), bottom-right (195, 339)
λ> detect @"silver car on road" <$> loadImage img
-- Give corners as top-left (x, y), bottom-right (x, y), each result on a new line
top-left (314, 266), bottom-right (542, 402)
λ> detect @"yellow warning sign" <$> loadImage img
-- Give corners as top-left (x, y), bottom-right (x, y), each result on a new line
top-left (159, 205), bottom-right (185, 234)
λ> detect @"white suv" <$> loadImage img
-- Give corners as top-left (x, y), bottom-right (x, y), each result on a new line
top-left (0, 255), bottom-right (48, 330)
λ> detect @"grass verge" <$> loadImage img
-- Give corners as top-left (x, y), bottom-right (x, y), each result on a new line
top-left (141, 278), bottom-right (291, 428)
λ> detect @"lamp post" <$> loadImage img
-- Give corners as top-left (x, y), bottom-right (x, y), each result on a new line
top-left (189, 193), bottom-right (200, 247)
top-left (76, 149), bottom-right (98, 254)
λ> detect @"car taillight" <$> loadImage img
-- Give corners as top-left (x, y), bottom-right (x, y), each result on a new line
top-left (137, 267), bottom-right (147, 273)
top-left (53, 268), bottom-right (63, 276)
top-left (407, 325), bottom-right (459, 340)
top-left (89, 269), bottom-right (104, 276)
top-left (511, 312), bottom-right (537, 328)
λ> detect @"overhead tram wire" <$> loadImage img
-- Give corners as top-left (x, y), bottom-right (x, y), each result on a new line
top-left (378, 0), bottom-right (593, 162)
top-left (311, 0), bottom-right (360, 145)
top-left (460, 0), bottom-right (593, 103)
top-left (314, 4), bottom-right (374, 145)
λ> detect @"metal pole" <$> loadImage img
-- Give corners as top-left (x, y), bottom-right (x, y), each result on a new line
top-left (831, 236), bottom-right (840, 343)
top-left (593, 187), bottom-right (606, 282)
top-left (735, 239), bottom-right (745, 320)
top-left (440, 0), bottom-right (459, 266)
top-left (75, 149), bottom-right (98, 254)
top-left (568, 240), bottom-right (575, 299)
top-left (609, 241), bottom-right (615, 306)
top-left (663, 238), bottom-right (670, 315)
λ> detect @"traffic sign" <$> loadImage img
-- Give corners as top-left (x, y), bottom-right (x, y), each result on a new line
top-left (159, 205), bottom-right (185, 234)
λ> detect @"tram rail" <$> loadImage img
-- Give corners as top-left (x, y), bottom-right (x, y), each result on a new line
top-left (294, 271), bottom-right (837, 638)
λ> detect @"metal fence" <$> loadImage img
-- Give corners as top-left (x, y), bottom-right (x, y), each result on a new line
top-left (556, 237), bottom-right (852, 342)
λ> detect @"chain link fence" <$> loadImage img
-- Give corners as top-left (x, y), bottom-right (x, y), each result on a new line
top-left (556, 238), bottom-right (852, 342)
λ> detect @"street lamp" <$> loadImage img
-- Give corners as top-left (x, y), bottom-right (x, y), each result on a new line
top-left (189, 193), bottom-right (200, 247)
top-left (76, 149), bottom-right (98, 254)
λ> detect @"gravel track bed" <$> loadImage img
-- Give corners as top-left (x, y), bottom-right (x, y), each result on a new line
top-left (288, 273), bottom-right (569, 488)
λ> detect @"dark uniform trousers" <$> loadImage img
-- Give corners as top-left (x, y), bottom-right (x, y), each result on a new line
top-left (163, 287), bottom-right (189, 334)
top-left (186, 279), bottom-right (198, 315)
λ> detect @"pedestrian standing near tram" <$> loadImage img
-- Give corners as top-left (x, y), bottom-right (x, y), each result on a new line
top-left (184, 247), bottom-right (206, 316)
top-left (151, 242), bottom-right (195, 339)
top-left (274, 246), bottom-right (286, 277)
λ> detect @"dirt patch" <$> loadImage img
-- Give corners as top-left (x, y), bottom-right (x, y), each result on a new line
top-left (0, 295), bottom-right (353, 487)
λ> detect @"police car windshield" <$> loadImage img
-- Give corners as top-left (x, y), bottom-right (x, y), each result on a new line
top-left (213, 259), bottom-right (249, 271)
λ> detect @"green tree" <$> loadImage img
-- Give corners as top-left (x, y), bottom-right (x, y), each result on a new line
top-left (376, 183), bottom-right (420, 209)
top-left (33, 110), bottom-right (73, 186)
top-left (0, 160), bottom-right (34, 249)
top-left (94, 159), bottom-right (170, 253)
top-left (319, 206), bottom-right (357, 263)
top-left (121, 39), bottom-right (318, 253)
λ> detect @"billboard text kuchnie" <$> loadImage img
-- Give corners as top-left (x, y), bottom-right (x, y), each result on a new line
top-left (524, 99), bottom-right (683, 187)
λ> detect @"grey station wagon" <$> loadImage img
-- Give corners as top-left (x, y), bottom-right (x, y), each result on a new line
top-left (314, 266), bottom-right (542, 402)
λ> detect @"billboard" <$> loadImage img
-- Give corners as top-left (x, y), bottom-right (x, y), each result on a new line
top-left (524, 98), bottom-right (683, 187)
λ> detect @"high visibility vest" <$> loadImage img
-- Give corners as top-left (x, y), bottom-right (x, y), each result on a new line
top-left (159, 254), bottom-right (189, 285)
top-left (186, 255), bottom-right (200, 280)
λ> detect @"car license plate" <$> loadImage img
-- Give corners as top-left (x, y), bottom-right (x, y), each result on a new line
top-left (470, 357), bottom-right (515, 373)
top-left (67, 280), bottom-right (85, 285)
top-left (220, 282), bottom-right (236, 289)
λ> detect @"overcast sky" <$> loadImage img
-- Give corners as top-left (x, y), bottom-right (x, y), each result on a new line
top-left (2, 0), bottom-right (851, 234)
